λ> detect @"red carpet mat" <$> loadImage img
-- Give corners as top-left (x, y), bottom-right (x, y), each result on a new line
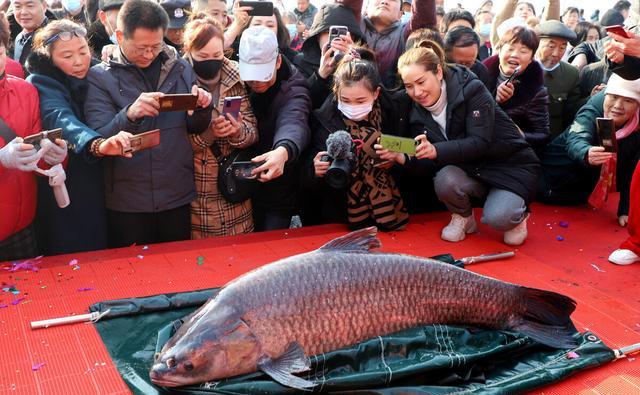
top-left (1, 195), bottom-right (640, 394)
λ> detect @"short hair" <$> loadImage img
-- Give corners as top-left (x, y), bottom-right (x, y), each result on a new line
top-left (406, 27), bottom-right (444, 50)
top-left (436, 6), bottom-right (445, 17)
top-left (613, 1), bottom-right (632, 12)
top-left (497, 25), bottom-right (539, 53)
top-left (182, 13), bottom-right (223, 53)
top-left (562, 7), bottom-right (579, 18)
top-left (0, 12), bottom-right (9, 48)
top-left (516, 2), bottom-right (536, 16)
top-left (33, 19), bottom-right (87, 56)
top-left (118, 0), bottom-right (169, 39)
top-left (442, 9), bottom-right (475, 32)
top-left (571, 21), bottom-right (601, 46)
top-left (444, 25), bottom-right (480, 52)
top-left (332, 50), bottom-right (381, 96)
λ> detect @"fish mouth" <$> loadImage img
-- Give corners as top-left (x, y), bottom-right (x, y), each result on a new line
top-left (149, 377), bottom-right (185, 387)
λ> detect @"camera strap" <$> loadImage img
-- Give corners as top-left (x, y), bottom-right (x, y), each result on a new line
top-left (0, 116), bottom-right (18, 143)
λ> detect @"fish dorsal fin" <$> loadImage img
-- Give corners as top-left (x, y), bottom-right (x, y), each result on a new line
top-left (258, 342), bottom-right (315, 390)
top-left (319, 227), bottom-right (381, 253)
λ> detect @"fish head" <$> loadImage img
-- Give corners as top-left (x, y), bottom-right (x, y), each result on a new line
top-left (150, 307), bottom-right (262, 387)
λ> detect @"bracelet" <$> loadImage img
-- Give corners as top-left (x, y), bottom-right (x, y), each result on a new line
top-left (90, 138), bottom-right (105, 157)
top-left (228, 126), bottom-right (248, 147)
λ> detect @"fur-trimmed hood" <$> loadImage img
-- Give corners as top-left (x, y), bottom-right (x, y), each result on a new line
top-left (482, 54), bottom-right (545, 111)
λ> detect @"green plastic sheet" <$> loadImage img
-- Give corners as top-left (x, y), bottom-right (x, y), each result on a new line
top-left (90, 288), bottom-right (615, 395)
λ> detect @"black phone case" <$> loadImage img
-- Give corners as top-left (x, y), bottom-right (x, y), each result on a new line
top-left (239, 1), bottom-right (273, 16)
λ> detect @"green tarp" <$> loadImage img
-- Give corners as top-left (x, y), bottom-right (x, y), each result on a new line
top-left (90, 287), bottom-right (615, 395)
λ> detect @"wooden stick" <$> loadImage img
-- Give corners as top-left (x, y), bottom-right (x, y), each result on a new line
top-left (460, 251), bottom-right (516, 265)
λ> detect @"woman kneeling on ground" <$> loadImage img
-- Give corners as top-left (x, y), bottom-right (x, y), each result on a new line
top-left (538, 74), bottom-right (640, 228)
top-left (391, 40), bottom-right (540, 246)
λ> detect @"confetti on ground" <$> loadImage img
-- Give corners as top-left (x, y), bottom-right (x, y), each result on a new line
top-left (77, 287), bottom-right (95, 292)
top-left (567, 352), bottom-right (580, 359)
top-left (197, 256), bottom-right (205, 266)
top-left (142, 246), bottom-right (149, 250)
top-left (4, 256), bottom-right (43, 272)
top-left (137, 255), bottom-right (144, 260)
top-left (556, 236), bottom-right (564, 241)
top-left (68, 259), bottom-right (78, 266)
top-left (31, 363), bottom-right (46, 371)
top-left (0, 304), bottom-right (7, 308)
top-left (559, 221), bottom-right (569, 228)
top-left (11, 298), bottom-right (25, 305)
top-left (72, 265), bottom-right (81, 271)
top-left (590, 263), bottom-right (605, 273)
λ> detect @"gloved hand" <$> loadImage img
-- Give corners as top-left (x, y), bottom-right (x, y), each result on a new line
top-left (40, 138), bottom-right (68, 165)
top-left (0, 137), bottom-right (39, 171)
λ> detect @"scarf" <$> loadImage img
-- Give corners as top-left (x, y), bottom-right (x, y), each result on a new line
top-left (344, 101), bottom-right (409, 231)
top-left (589, 111), bottom-right (640, 208)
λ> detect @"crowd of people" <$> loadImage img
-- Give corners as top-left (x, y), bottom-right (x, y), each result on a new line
top-left (0, 0), bottom-right (639, 266)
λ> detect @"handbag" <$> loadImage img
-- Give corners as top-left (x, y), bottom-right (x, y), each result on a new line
top-left (210, 143), bottom-right (257, 204)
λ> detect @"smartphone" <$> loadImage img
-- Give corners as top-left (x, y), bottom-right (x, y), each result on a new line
top-left (158, 93), bottom-right (198, 112)
top-left (222, 96), bottom-right (242, 120)
top-left (605, 25), bottom-right (631, 39)
top-left (596, 117), bottom-right (617, 153)
top-left (505, 65), bottom-right (521, 85)
top-left (238, 1), bottom-right (273, 16)
top-left (23, 128), bottom-right (63, 149)
top-left (123, 129), bottom-right (161, 155)
top-left (379, 134), bottom-right (417, 155)
top-left (329, 25), bottom-right (348, 60)
top-left (231, 161), bottom-right (265, 180)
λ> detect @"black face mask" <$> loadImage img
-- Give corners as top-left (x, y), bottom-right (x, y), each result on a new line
top-left (192, 58), bottom-right (222, 80)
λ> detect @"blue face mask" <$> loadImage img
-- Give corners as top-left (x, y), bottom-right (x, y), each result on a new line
top-left (105, 18), bottom-right (118, 45)
top-left (61, 0), bottom-right (82, 13)
top-left (401, 12), bottom-right (412, 24)
top-left (479, 23), bottom-right (491, 37)
top-left (286, 24), bottom-right (297, 38)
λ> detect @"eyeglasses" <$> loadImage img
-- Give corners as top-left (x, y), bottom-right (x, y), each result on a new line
top-left (44, 27), bottom-right (87, 46)
top-left (129, 44), bottom-right (164, 56)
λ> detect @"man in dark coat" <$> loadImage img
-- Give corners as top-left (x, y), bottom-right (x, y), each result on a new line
top-left (443, 26), bottom-right (491, 89)
top-left (239, 26), bottom-right (312, 231)
top-left (8, 0), bottom-right (53, 65)
top-left (84, 0), bottom-right (213, 247)
top-left (535, 20), bottom-right (582, 140)
top-left (86, 0), bottom-right (122, 56)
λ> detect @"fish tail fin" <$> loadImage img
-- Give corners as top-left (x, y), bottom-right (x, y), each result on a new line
top-left (510, 287), bottom-right (578, 349)
top-left (319, 227), bottom-right (381, 253)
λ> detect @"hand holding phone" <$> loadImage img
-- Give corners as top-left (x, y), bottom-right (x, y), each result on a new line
top-left (222, 96), bottom-right (242, 120)
top-left (596, 117), bottom-right (617, 153)
top-left (238, 1), bottom-right (273, 16)
top-left (122, 129), bottom-right (161, 155)
top-left (158, 93), bottom-right (198, 112)
top-left (328, 25), bottom-right (348, 59)
top-left (505, 65), bottom-right (521, 85)
top-left (231, 160), bottom-right (266, 179)
top-left (379, 134), bottom-right (417, 155)
top-left (23, 128), bottom-right (63, 150)
top-left (605, 25), bottom-right (631, 39)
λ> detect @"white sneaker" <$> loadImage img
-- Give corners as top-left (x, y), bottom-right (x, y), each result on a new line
top-left (504, 214), bottom-right (528, 246)
top-left (441, 213), bottom-right (478, 242)
top-left (608, 249), bottom-right (640, 265)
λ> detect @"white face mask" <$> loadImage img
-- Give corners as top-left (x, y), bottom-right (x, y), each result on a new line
top-left (338, 101), bottom-right (373, 121)
top-left (61, 0), bottom-right (82, 13)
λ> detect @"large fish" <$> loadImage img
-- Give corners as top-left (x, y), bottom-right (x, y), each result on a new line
top-left (150, 227), bottom-right (577, 388)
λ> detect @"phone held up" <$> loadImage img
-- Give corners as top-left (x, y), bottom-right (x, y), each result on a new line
top-left (328, 25), bottom-right (348, 61)
top-left (505, 65), bottom-right (521, 85)
top-left (596, 117), bottom-right (617, 153)
top-left (379, 134), bottom-right (417, 155)
top-left (238, 1), bottom-right (273, 16)
top-left (158, 93), bottom-right (198, 112)
top-left (23, 128), bottom-right (63, 150)
top-left (222, 96), bottom-right (242, 120)
top-left (122, 129), bottom-right (161, 155)
top-left (231, 161), bottom-right (266, 180)
top-left (605, 25), bottom-right (631, 39)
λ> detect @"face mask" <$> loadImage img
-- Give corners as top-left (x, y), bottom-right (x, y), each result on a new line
top-left (192, 58), bottom-right (223, 80)
top-left (479, 23), bottom-right (491, 37)
top-left (61, 0), bottom-right (82, 13)
top-left (401, 12), bottom-right (412, 24)
top-left (338, 101), bottom-right (373, 121)
top-left (286, 24), bottom-right (297, 38)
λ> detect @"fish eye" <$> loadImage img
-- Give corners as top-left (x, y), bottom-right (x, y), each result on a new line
top-left (184, 361), bottom-right (194, 371)
top-left (154, 352), bottom-right (160, 361)
top-left (166, 357), bottom-right (176, 369)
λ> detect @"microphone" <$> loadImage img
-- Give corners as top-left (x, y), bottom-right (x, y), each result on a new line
top-left (323, 130), bottom-right (353, 189)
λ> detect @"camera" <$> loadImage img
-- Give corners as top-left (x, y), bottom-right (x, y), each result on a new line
top-left (320, 154), bottom-right (352, 189)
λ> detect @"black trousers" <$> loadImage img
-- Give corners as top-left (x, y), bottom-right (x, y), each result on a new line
top-left (107, 204), bottom-right (191, 248)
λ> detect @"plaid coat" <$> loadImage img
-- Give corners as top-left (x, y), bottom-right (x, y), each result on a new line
top-left (190, 58), bottom-right (258, 238)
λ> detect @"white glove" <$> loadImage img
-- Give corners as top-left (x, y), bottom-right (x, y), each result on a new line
top-left (40, 138), bottom-right (67, 165)
top-left (0, 137), bottom-right (39, 171)
top-left (36, 164), bottom-right (70, 208)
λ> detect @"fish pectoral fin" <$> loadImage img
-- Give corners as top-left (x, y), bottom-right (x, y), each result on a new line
top-left (258, 342), bottom-right (315, 390)
top-left (319, 226), bottom-right (381, 253)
